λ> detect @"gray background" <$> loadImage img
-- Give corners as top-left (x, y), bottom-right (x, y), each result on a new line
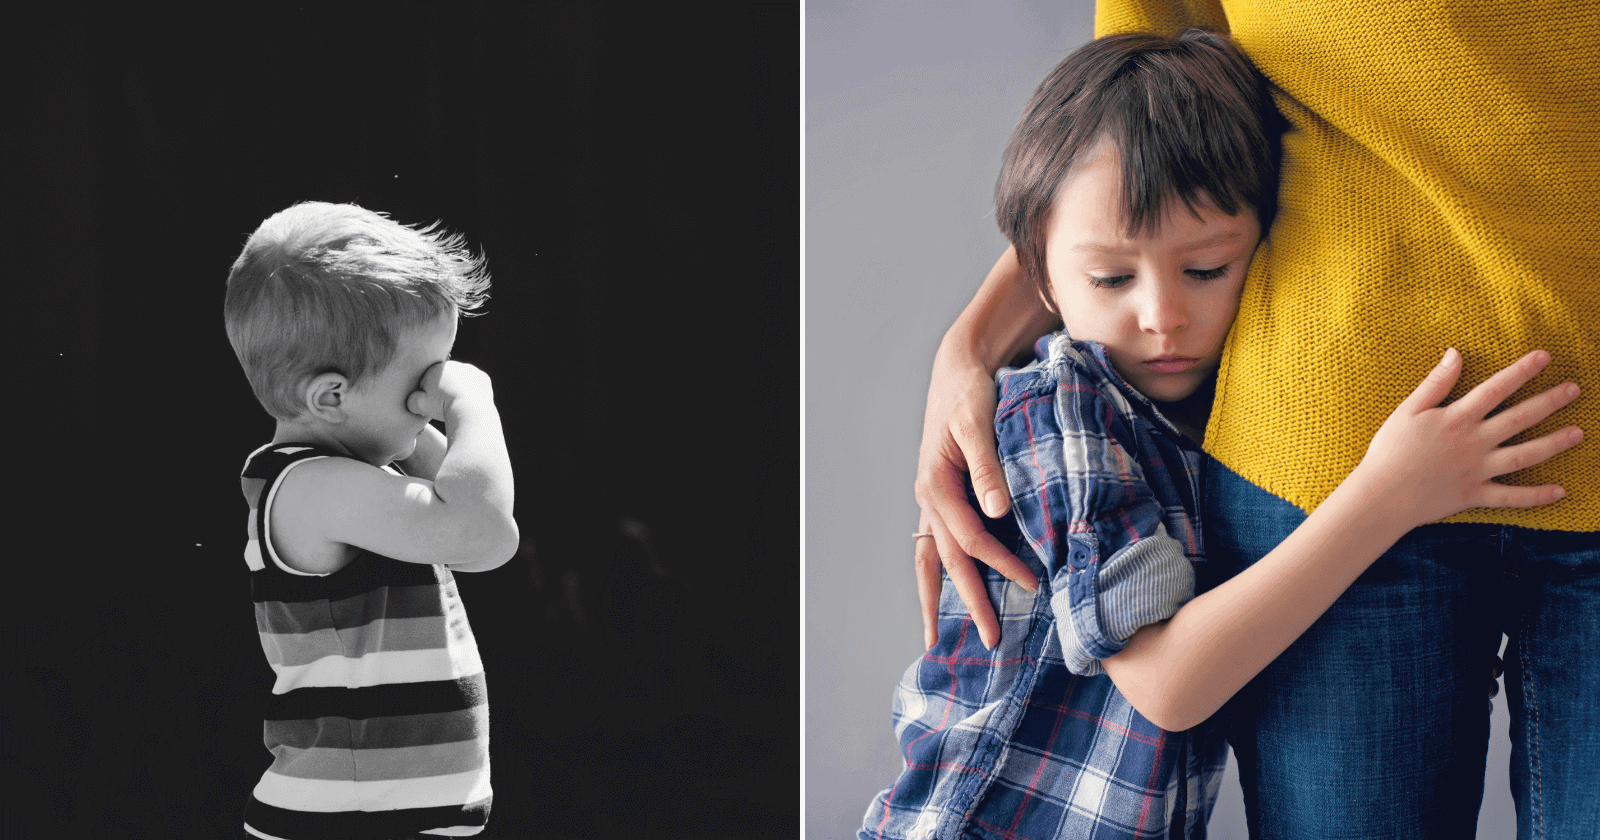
top-left (802, 1), bottom-right (1516, 838)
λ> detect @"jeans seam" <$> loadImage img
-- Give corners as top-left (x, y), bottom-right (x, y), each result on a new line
top-left (1520, 610), bottom-right (1545, 840)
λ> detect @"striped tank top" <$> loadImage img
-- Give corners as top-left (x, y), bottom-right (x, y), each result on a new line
top-left (240, 443), bottom-right (492, 840)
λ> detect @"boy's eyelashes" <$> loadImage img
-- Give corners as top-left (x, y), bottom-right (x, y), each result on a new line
top-left (1086, 263), bottom-right (1233, 289)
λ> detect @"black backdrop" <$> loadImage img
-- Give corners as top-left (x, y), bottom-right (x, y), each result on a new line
top-left (12, 5), bottom-right (797, 838)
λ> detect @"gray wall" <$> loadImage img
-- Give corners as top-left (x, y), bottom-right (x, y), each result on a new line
top-left (802, 2), bottom-right (1514, 838)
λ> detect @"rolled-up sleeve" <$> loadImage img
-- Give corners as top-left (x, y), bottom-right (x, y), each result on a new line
top-left (996, 347), bottom-right (1196, 676)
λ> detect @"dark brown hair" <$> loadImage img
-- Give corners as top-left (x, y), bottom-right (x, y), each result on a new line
top-left (995, 29), bottom-right (1285, 299)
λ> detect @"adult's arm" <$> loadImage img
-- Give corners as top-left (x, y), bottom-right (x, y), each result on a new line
top-left (915, 245), bottom-right (1058, 649)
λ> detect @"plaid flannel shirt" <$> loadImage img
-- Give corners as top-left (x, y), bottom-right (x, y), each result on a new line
top-left (860, 333), bottom-right (1227, 840)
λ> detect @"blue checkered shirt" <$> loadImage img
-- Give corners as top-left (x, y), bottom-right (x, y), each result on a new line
top-left (860, 333), bottom-right (1227, 840)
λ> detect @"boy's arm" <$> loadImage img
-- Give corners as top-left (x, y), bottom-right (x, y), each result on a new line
top-left (397, 423), bottom-right (448, 480)
top-left (396, 410), bottom-right (516, 573)
top-left (915, 245), bottom-right (1058, 649)
top-left (1101, 349), bottom-right (1581, 731)
top-left (277, 361), bottom-right (518, 570)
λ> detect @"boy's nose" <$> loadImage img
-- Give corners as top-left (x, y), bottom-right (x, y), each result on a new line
top-left (1137, 281), bottom-right (1189, 334)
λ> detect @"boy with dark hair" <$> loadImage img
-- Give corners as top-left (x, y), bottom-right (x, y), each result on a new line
top-left (225, 201), bottom-right (517, 839)
top-left (860, 31), bottom-right (1578, 840)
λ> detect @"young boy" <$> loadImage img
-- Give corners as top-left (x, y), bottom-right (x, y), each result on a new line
top-left (860, 31), bottom-right (1579, 840)
top-left (225, 202), bottom-right (518, 840)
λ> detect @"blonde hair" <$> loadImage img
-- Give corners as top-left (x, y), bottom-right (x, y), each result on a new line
top-left (224, 202), bottom-right (489, 419)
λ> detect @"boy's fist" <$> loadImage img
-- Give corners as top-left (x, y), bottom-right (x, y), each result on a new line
top-left (407, 360), bottom-right (494, 422)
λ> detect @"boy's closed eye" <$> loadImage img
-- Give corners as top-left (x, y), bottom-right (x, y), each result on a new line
top-left (1087, 263), bottom-right (1235, 289)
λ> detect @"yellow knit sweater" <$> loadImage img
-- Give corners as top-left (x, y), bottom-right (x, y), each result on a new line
top-left (1097, 0), bottom-right (1598, 530)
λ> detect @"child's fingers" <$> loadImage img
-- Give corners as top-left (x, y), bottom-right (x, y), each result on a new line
top-left (406, 389), bottom-right (431, 418)
top-left (1483, 382), bottom-right (1580, 443)
top-left (1397, 347), bottom-right (1463, 414)
top-left (416, 360), bottom-right (446, 392)
top-left (1451, 349), bottom-right (1551, 420)
top-left (1471, 481), bottom-right (1567, 510)
top-left (1485, 425), bottom-right (1584, 479)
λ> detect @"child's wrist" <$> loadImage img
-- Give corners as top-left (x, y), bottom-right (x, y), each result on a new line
top-left (1337, 460), bottom-right (1427, 537)
top-left (441, 378), bottom-right (496, 414)
top-left (444, 396), bottom-right (497, 425)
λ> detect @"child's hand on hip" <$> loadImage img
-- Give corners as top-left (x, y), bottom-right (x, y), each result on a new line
top-left (1352, 348), bottom-right (1581, 527)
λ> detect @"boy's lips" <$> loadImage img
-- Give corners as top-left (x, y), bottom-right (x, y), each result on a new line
top-left (1143, 355), bottom-right (1200, 374)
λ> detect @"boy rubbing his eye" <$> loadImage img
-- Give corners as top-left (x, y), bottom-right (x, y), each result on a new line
top-left (860, 31), bottom-right (1579, 840)
top-left (225, 202), bottom-right (516, 840)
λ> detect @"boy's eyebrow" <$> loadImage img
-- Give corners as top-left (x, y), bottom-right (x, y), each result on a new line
top-left (1070, 230), bottom-right (1246, 254)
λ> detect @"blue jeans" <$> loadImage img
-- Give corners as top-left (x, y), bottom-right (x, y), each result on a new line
top-left (1204, 457), bottom-right (1600, 839)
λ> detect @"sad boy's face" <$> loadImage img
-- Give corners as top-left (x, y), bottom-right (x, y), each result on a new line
top-left (1042, 147), bottom-right (1259, 404)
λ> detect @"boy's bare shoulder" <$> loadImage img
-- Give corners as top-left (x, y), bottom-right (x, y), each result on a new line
top-left (266, 456), bottom-right (403, 575)
top-left (268, 456), bottom-right (441, 574)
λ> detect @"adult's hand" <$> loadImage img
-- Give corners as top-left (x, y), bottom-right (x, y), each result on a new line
top-left (914, 340), bottom-right (1039, 651)
top-left (912, 247), bottom-right (1057, 649)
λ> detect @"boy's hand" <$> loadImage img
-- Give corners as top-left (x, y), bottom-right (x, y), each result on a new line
top-left (407, 360), bottom-right (495, 423)
top-left (1352, 348), bottom-right (1582, 527)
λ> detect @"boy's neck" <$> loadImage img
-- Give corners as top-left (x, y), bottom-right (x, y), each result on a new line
top-left (1152, 372), bottom-right (1217, 444)
top-left (272, 418), bottom-right (356, 460)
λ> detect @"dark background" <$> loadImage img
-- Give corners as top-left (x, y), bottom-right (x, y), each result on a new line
top-left (10, 4), bottom-right (797, 838)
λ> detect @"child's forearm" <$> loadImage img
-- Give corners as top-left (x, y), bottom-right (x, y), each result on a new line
top-left (397, 424), bottom-right (448, 480)
top-left (434, 393), bottom-right (518, 564)
top-left (941, 246), bottom-right (1059, 372)
top-left (1101, 468), bottom-right (1413, 731)
top-left (1101, 348), bottom-right (1579, 731)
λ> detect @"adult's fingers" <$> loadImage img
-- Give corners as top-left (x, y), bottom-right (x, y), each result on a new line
top-left (930, 513), bottom-right (999, 649)
top-left (950, 411), bottom-right (1011, 520)
top-left (1483, 382), bottom-right (1580, 444)
top-left (917, 461), bottom-right (1035, 590)
top-left (933, 495), bottom-right (1034, 589)
top-left (1451, 349), bottom-right (1551, 419)
top-left (914, 526), bottom-right (943, 650)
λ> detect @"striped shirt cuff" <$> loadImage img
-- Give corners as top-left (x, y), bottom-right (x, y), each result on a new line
top-left (1058, 524), bottom-right (1194, 675)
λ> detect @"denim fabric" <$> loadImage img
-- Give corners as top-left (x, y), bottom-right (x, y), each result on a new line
top-left (1204, 456), bottom-right (1600, 839)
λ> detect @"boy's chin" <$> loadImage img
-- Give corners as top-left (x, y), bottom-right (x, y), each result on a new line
top-left (349, 439), bottom-right (416, 466)
top-left (1128, 371), bottom-right (1208, 405)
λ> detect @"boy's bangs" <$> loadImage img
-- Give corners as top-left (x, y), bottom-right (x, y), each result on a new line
top-left (1111, 126), bottom-right (1249, 238)
top-left (994, 30), bottom-right (1284, 296)
top-left (1102, 50), bottom-right (1273, 237)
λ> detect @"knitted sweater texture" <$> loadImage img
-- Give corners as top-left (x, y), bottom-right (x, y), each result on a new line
top-left (1096, 0), bottom-right (1597, 529)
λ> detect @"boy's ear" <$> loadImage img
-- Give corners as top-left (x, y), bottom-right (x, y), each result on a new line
top-left (303, 373), bottom-right (349, 424)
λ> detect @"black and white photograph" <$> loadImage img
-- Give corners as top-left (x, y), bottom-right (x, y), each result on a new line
top-left (13, 5), bottom-right (797, 838)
